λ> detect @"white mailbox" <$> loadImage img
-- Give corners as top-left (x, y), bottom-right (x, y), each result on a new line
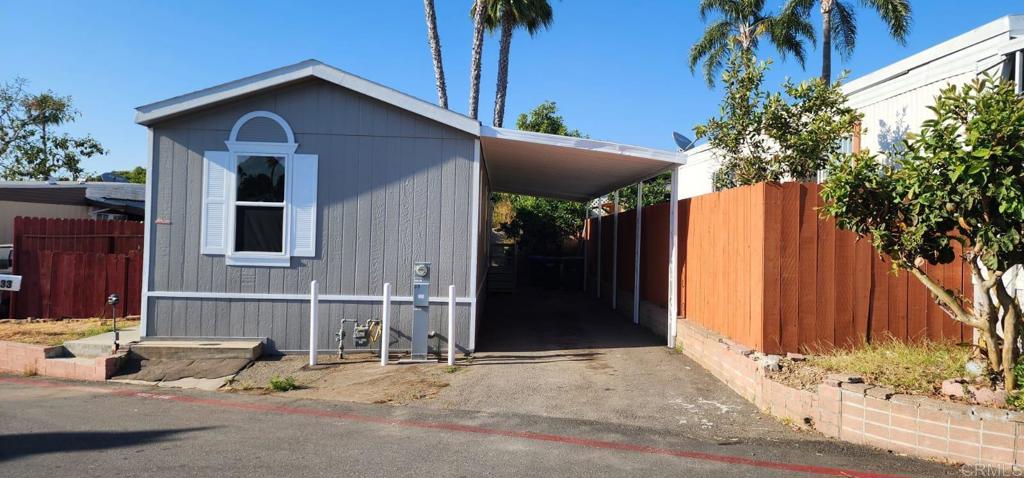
top-left (0, 274), bottom-right (21, 291)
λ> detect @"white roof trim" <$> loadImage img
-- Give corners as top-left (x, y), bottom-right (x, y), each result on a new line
top-left (135, 60), bottom-right (481, 135)
top-left (844, 15), bottom-right (1023, 97)
top-left (480, 126), bottom-right (686, 165)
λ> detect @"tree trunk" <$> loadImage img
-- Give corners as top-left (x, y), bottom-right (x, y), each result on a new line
top-left (493, 14), bottom-right (514, 128)
top-left (423, 0), bottom-right (447, 109)
top-left (468, 0), bottom-right (487, 119)
top-left (820, 0), bottom-right (833, 82)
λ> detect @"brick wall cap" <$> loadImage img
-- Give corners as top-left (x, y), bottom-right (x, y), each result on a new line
top-left (827, 373), bottom-right (864, 384)
top-left (937, 400), bottom-right (975, 418)
top-left (972, 407), bottom-right (1010, 421)
top-left (890, 394), bottom-right (928, 407)
top-left (865, 386), bottom-right (895, 400)
top-left (1005, 410), bottom-right (1024, 423)
top-left (841, 382), bottom-right (873, 394)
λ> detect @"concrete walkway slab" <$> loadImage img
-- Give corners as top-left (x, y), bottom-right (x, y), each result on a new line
top-left (63, 326), bottom-right (139, 358)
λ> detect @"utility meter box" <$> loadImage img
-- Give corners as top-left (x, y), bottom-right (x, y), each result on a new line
top-left (408, 262), bottom-right (431, 362)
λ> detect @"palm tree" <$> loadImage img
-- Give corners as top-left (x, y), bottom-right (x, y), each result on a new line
top-left (422, 0), bottom-right (448, 108)
top-left (477, 0), bottom-right (553, 127)
top-left (690, 0), bottom-right (814, 87)
top-left (787, 0), bottom-right (911, 82)
top-left (468, 0), bottom-right (487, 119)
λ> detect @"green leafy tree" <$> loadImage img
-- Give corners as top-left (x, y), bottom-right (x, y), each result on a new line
top-left (614, 173), bottom-right (672, 211)
top-left (477, 0), bottom-right (553, 127)
top-left (695, 47), bottom-right (861, 189)
top-left (786, 0), bottom-right (911, 81)
top-left (96, 166), bottom-right (146, 184)
top-left (0, 78), bottom-right (106, 180)
top-left (820, 77), bottom-right (1024, 391)
top-left (494, 101), bottom-right (587, 255)
top-left (689, 0), bottom-right (814, 87)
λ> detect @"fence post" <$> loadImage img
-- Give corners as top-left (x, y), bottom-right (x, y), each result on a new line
top-left (448, 284), bottom-right (456, 366)
top-left (633, 182), bottom-right (643, 325)
top-left (309, 280), bottom-right (319, 367)
top-left (380, 282), bottom-right (392, 367)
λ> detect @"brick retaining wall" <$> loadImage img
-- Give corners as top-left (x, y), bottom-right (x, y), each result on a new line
top-left (0, 340), bottom-right (123, 381)
top-left (677, 318), bottom-right (1024, 469)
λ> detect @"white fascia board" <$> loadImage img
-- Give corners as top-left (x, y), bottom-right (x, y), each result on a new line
top-left (843, 15), bottom-right (1018, 97)
top-left (135, 60), bottom-right (481, 136)
top-left (481, 126), bottom-right (686, 165)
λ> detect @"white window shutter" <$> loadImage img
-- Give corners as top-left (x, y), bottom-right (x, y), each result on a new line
top-left (290, 153), bottom-right (319, 257)
top-left (201, 151), bottom-right (231, 255)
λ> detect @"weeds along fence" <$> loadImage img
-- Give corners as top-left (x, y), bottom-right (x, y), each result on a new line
top-left (9, 217), bottom-right (143, 319)
top-left (584, 182), bottom-right (969, 354)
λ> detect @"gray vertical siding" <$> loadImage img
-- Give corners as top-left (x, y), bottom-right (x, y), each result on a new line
top-left (146, 79), bottom-right (479, 353)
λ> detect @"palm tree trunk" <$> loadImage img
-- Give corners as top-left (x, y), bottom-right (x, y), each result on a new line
top-left (493, 14), bottom-right (514, 128)
top-left (821, 0), bottom-right (833, 82)
top-left (468, 0), bottom-right (487, 119)
top-left (423, 0), bottom-right (447, 109)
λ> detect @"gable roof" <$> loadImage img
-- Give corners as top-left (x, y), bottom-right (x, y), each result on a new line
top-left (135, 59), bottom-right (481, 135)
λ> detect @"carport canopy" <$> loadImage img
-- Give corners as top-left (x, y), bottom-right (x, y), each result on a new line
top-left (479, 126), bottom-right (686, 202)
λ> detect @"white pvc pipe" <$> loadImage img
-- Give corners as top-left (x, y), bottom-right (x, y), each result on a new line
top-left (667, 168), bottom-right (680, 348)
top-left (380, 282), bottom-right (391, 367)
top-left (633, 182), bottom-right (643, 325)
top-left (309, 280), bottom-right (319, 366)
top-left (582, 206), bottom-right (589, 294)
top-left (612, 191), bottom-right (619, 310)
top-left (448, 284), bottom-right (456, 366)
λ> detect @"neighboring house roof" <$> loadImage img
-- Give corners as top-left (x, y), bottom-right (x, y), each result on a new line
top-left (0, 181), bottom-right (145, 216)
top-left (135, 59), bottom-right (481, 135)
top-left (843, 14), bottom-right (1024, 106)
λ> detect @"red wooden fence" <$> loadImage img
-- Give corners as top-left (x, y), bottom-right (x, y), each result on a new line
top-left (9, 217), bottom-right (143, 319)
top-left (585, 182), bottom-right (969, 354)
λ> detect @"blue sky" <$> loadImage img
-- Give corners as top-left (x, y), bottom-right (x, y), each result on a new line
top-left (0, 1), bottom-right (1017, 174)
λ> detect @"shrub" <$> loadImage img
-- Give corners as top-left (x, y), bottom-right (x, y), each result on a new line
top-left (268, 375), bottom-right (297, 392)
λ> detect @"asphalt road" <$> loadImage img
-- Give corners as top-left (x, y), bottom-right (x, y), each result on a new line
top-left (0, 376), bottom-right (956, 478)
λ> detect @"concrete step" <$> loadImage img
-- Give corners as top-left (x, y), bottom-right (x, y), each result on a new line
top-left (129, 340), bottom-right (263, 361)
top-left (63, 326), bottom-right (141, 358)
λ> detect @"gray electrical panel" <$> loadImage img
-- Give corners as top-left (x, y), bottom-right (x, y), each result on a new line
top-left (409, 262), bottom-right (431, 361)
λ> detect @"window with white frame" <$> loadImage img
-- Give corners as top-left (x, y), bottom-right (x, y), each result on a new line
top-left (200, 111), bottom-right (319, 267)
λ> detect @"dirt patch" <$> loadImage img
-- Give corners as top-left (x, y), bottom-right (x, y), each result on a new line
top-left (228, 354), bottom-right (455, 405)
top-left (767, 358), bottom-right (829, 392)
top-left (0, 318), bottom-right (140, 346)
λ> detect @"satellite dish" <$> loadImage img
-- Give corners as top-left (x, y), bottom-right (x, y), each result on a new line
top-left (673, 131), bottom-right (695, 151)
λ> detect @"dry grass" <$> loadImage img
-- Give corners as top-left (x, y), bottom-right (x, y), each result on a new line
top-left (0, 318), bottom-right (139, 346)
top-left (807, 339), bottom-right (972, 394)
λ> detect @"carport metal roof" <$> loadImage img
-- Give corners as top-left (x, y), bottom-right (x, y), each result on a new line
top-left (480, 126), bottom-right (686, 202)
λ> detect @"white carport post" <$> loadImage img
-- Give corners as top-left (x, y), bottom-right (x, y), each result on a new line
top-left (582, 204), bottom-right (590, 294)
top-left (667, 168), bottom-right (679, 348)
top-left (611, 191), bottom-right (619, 310)
top-left (596, 207), bottom-right (602, 299)
top-left (633, 182), bottom-right (643, 325)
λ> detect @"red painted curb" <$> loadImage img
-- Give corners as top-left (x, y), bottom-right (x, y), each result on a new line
top-left (0, 376), bottom-right (909, 478)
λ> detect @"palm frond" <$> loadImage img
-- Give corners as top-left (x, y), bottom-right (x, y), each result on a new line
top-left (861, 0), bottom-right (911, 44)
top-left (702, 43), bottom-right (730, 88)
top-left (831, 0), bottom-right (858, 59)
top-left (690, 20), bottom-right (732, 72)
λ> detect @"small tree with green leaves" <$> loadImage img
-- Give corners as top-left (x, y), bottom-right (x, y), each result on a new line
top-left (0, 78), bottom-right (106, 181)
top-left (696, 47), bottom-right (862, 189)
top-left (820, 77), bottom-right (1024, 391)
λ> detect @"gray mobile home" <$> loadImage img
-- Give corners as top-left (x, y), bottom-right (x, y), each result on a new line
top-left (135, 60), bottom-right (684, 355)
